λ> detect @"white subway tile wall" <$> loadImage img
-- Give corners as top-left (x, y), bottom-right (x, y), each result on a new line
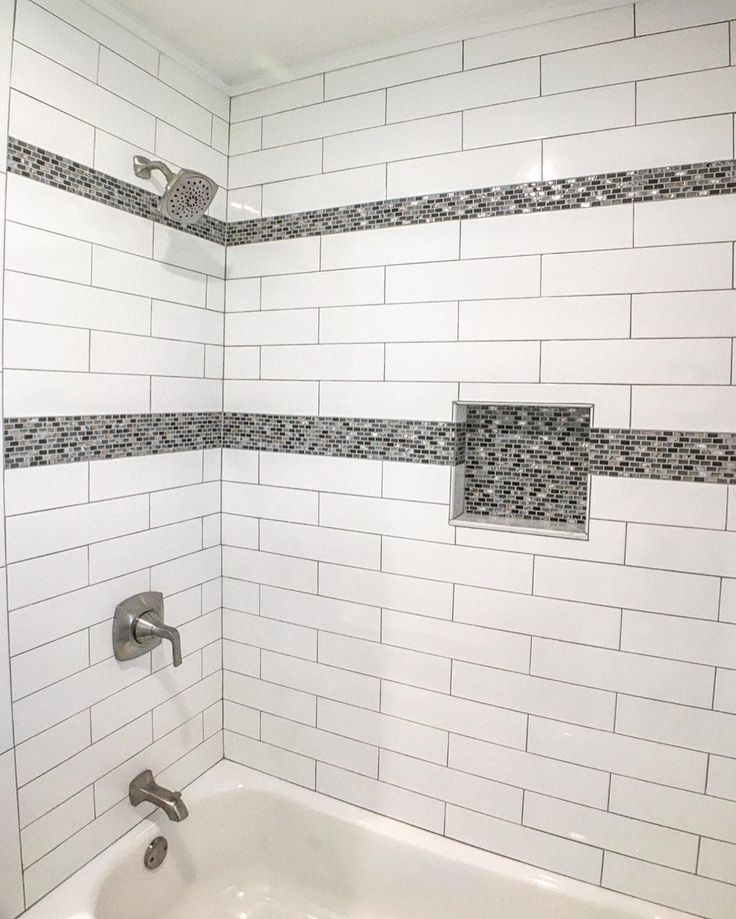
top-left (220, 4), bottom-right (736, 918)
top-left (0, 0), bottom-right (736, 918)
top-left (0, 0), bottom-right (225, 911)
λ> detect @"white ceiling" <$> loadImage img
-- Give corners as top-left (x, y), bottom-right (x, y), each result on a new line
top-left (93, 0), bottom-right (631, 92)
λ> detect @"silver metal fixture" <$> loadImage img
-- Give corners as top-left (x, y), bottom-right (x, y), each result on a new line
top-left (144, 836), bottom-right (169, 870)
top-left (132, 155), bottom-right (217, 224)
top-left (112, 591), bottom-right (183, 668)
top-left (130, 770), bottom-right (189, 823)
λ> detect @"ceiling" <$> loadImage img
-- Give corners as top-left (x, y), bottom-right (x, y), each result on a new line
top-left (93, 0), bottom-right (631, 92)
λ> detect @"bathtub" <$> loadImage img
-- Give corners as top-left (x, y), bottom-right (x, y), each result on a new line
top-left (24, 760), bottom-right (691, 919)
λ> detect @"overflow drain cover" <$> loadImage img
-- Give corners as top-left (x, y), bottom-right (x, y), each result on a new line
top-left (144, 836), bottom-right (168, 870)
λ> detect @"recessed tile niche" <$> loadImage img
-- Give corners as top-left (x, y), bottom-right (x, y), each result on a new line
top-left (450, 402), bottom-right (592, 539)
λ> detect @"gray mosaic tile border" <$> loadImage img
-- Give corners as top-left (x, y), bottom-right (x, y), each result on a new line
top-left (5, 413), bottom-right (735, 485)
top-left (10, 137), bottom-right (736, 249)
top-left (4, 413), bottom-right (222, 468)
top-left (7, 138), bottom-right (226, 245)
top-left (223, 412), bottom-right (462, 465)
top-left (463, 404), bottom-right (591, 528)
top-left (227, 159), bottom-right (736, 245)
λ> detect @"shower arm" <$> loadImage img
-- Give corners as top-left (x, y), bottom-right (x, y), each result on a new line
top-left (132, 155), bottom-right (175, 184)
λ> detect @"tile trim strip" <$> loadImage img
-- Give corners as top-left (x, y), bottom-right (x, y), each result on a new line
top-left (4, 412), bottom-right (735, 484)
top-left (7, 137), bottom-right (226, 245)
top-left (9, 137), bottom-right (736, 247)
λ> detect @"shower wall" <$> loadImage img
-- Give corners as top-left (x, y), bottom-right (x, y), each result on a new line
top-left (0, 0), bottom-right (228, 912)
top-left (221, 3), bottom-right (736, 919)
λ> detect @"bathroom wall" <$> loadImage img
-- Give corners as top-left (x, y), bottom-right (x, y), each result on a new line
top-left (222, 3), bottom-right (736, 918)
top-left (0, 0), bottom-right (228, 912)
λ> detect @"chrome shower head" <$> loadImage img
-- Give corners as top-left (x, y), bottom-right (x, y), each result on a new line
top-left (133, 156), bottom-right (217, 225)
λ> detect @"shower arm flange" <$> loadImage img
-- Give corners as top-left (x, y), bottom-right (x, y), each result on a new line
top-left (132, 155), bottom-right (175, 184)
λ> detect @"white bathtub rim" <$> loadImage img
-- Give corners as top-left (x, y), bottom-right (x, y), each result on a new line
top-left (20, 759), bottom-right (696, 919)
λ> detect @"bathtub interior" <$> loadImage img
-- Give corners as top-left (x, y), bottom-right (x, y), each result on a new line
top-left (89, 770), bottom-right (679, 919)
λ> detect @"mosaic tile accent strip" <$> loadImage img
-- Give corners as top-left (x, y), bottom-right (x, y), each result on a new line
top-left (10, 137), bottom-right (736, 249)
top-left (590, 429), bottom-right (736, 484)
top-left (462, 404), bottom-right (591, 528)
top-left (4, 413), bottom-right (222, 468)
top-left (226, 160), bottom-right (736, 245)
top-left (223, 412), bottom-right (463, 465)
top-left (7, 137), bottom-right (226, 245)
top-left (5, 412), bottom-right (735, 486)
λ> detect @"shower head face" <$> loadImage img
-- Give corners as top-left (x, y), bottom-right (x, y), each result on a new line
top-left (159, 169), bottom-right (217, 225)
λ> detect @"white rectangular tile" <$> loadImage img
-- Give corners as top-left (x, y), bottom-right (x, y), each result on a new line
top-left (326, 43), bottom-right (462, 99)
top-left (542, 243), bottom-right (733, 295)
top-left (262, 165), bottom-right (386, 216)
top-left (387, 256), bottom-right (540, 302)
top-left (636, 0), bottom-right (736, 34)
top-left (631, 385), bottom-right (736, 432)
top-left (259, 520), bottom-right (381, 569)
top-left (222, 481), bottom-right (318, 524)
top-left (626, 524), bottom-right (736, 577)
top-left (390, 140), bottom-right (541, 198)
top-left (381, 537), bottom-right (533, 593)
top-left (463, 206), bottom-right (632, 258)
top-left (260, 452), bottom-right (382, 496)
top-left (465, 6), bottom-right (633, 67)
top-left (617, 696), bottom-right (736, 757)
top-left (232, 76), bottom-right (323, 121)
top-left (229, 140), bottom-right (323, 187)
top-left (453, 661), bottom-right (615, 730)
top-left (263, 91), bottom-right (385, 147)
top-left (387, 58), bottom-right (539, 121)
top-left (320, 700), bottom-right (447, 764)
top-left (319, 633), bottom-right (450, 692)
top-left (524, 792), bottom-right (697, 872)
top-left (544, 115), bottom-right (733, 179)
top-left (590, 476), bottom-right (727, 529)
top-left (542, 23), bottom-right (728, 93)
top-left (381, 680), bottom-right (526, 748)
top-left (223, 547), bottom-right (317, 593)
top-left (261, 343), bottom-right (384, 380)
top-left (323, 113), bottom-right (461, 171)
top-left (450, 733), bottom-right (609, 807)
top-left (319, 382), bottom-right (458, 422)
top-left (534, 556), bottom-right (720, 619)
top-left (385, 341), bottom-right (539, 382)
top-left (532, 637), bottom-right (713, 706)
top-left (322, 221), bottom-right (459, 270)
top-left (6, 222), bottom-right (90, 283)
top-left (318, 763), bottom-right (444, 831)
top-left (381, 750), bottom-right (521, 821)
top-left (11, 44), bottom-right (154, 148)
top-left (622, 608), bottom-right (736, 669)
top-left (383, 608), bottom-right (530, 672)
top-left (638, 65), bottom-right (736, 123)
top-left (224, 380), bottom-right (319, 415)
top-left (542, 338), bottom-right (730, 384)
top-left (98, 49), bottom-right (210, 141)
top-left (261, 650), bottom-right (380, 710)
top-left (319, 563), bottom-right (453, 619)
top-left (4, 273), bottom-right (151, 335)
top-left (319, 493), bottom-right (453, 544)
top-left (454, 585), bottom-right (621, 648)
top-left (632, 290), bottom-right (736, 338)
top-left (528, 717), bottom-right (707, 791)
top-left (260, 586), bottom-right (380, 641)
top-left (464, 83), bottom-right (634, 149)
top-left (446, 805), bottom-right (602, 883)
top-left (262, 267), bottom-right (384, 311)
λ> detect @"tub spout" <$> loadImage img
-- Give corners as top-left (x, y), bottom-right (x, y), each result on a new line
top-left (129, 769), bottom-right (189, 822)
